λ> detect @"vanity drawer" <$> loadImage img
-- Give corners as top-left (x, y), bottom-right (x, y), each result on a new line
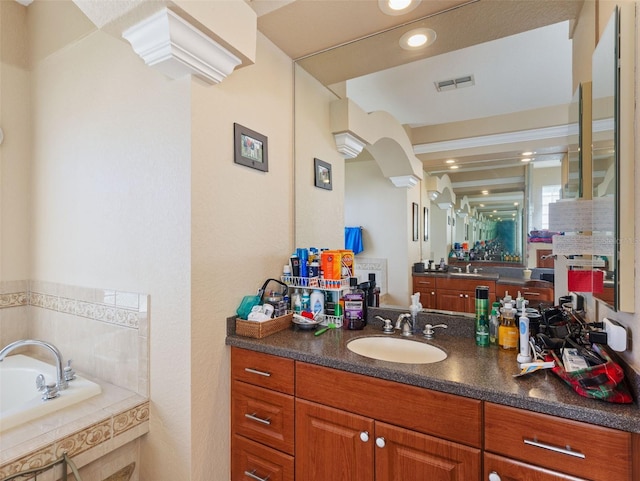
top-left (232, 347), bottom-right (295, 394)
top-left (232, 381), bottom-right (295, 455)
top-left (484, 403), bottom-right (632, 481)
top-left (413, 276), bottom-right (436, 289)
top-left (231, 434), bottom-right (294, 481)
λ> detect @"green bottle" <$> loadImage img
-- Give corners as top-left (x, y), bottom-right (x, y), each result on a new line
top-left (475, 286), bottom-right (490, 347)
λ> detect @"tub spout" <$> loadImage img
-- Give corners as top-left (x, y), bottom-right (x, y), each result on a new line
top-left (0, 340), bottom-right (68, 390)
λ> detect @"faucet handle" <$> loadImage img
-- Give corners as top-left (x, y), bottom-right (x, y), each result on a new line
top-left (36, 373), bottom-right (46, 392)
top-left (41, 382), bottom-right (60, 401)
top-left (375, 316), bottom-right (395, 334)
top-left (64, 359), bottom-right (76, 382)
top-left (423, 323), bottom-right (448, 339)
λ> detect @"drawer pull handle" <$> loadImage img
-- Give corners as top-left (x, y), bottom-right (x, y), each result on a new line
top-left (244, 367), bottom-right (271, 377)
top-left (524, 438), bottom-right (585, 459)
top-left (245, 413), bottom-right (271, 425)
top-left (244, 469), bottom-right (270, 481)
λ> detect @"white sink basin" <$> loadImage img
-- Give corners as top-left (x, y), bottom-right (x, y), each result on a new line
top-left (347, 337), bottom-right (447, 364)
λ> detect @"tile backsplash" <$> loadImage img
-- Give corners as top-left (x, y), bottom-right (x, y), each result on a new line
top-left (0, 280), bottom-right (149, 396)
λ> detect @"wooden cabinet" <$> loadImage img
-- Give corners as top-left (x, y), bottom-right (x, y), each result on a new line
top-left (295, 362), bottom-right (481, 480)
top-left (231, 348), bottom-right (295, 481)
top-left (412, 276), bottom-right (437, 309)
top-left (296, 399), bottom-right (479, 481)
top-left (230, 348), bottom-right (638, 481)
top-left (484, 403), bottom-right (633, 481)
top-left (436, 277), bottom-right (495, 313)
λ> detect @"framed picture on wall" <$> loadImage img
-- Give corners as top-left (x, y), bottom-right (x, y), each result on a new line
top-left (234, 123), bottom-right (268, 172)
top-left (412, 202), bottom-right (419, 241)
top-left (423, 207), bottom-right (429, 241)
top-left (314, 158), bottom-right (332, 190)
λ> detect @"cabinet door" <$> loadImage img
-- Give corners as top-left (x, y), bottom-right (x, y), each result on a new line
top-left (484, 453), bottom-right (587, 481)
top-left (436, 290), bottom-right (467, 311)
top-left (376, 422), bottom-right (481, 481)
top-left (296, 399), bottom-right (374, 481)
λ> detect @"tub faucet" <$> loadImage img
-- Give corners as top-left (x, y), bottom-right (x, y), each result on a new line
top-left (396, 313), bottom-right (413, 336)
top-left (0, 339), bottom-right (68, 390)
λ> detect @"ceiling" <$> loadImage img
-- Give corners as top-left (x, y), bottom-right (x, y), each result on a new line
top-left (249, 0), bottom-right (585, 219)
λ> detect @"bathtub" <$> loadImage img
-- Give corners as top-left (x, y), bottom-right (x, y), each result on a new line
top-left (0, 354), bottom-right (101, 432)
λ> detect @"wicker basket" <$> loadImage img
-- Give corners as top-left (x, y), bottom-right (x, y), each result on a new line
top-left (235, 312), bottom-right (293, 339)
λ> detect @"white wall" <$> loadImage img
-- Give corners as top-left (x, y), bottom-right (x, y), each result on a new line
top-left (345, 158), bottom-right (418, 306)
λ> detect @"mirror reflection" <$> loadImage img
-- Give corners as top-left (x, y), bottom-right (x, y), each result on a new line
top-left (293, 2), bottom-right (583, 308)
top-left (591, 8), bottom-right (619, 308)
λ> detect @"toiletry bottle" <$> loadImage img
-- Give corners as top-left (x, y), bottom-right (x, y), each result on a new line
top-left (343, 277), bottom-right (365, 330)
top-left (301, 289), bottom-right (311, 312)
top-left (475, 286), bottom-right (490, 346)
top-left (489, 302), bottom-right (500, 345)
top-left (516, 291), bottom-right (524, 310)
top-left (292, 289), bottom-right (302, 315)
top-left (439, 257), bottom-right (446, 269)
top-left (499, 302), bottom-right (518, 350)
top-left (290, 254), bottom-right (300, 278)
top-left (310, 289), bottom-right (325, 317)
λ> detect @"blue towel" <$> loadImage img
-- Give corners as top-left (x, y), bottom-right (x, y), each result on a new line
top-left (345, 227), bottom-right (364, 255)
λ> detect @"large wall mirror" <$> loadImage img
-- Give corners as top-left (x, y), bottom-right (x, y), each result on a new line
top-left (288, 1), bottom-right (587, 307)
top-left (591, 7), bottom-right (619, 310)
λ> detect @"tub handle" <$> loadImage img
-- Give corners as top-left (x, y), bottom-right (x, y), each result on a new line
top-left (64, 359), bottom-right (76, 382)
top-left (36, 373), bottom-right (46, 391)
top-left (41, 382), bottom-right (60, 401)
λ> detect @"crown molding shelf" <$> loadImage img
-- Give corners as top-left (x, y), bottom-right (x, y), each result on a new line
top-left (333, 132), bottom-right (367, 159)
top-left (389, 175), bottom-right (419, 188)
top-left (122, 8), bottom-right (241, 85)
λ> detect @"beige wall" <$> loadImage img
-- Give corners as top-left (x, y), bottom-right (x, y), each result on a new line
top-left (294, 65), bottom-right (344, 249)
top-left (190, 32), bottom-right (294, 480)
top-left (0, 1), bottom-right (30, 281)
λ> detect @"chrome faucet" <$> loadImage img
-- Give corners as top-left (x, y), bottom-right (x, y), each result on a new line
top-left (465, 263), bottom-right (472, 273)
top-left (0, 340), bottom-right (69, 390)
top-left (396, 313), bottom-right (413, 336)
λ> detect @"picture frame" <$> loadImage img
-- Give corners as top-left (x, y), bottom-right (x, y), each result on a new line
top-left (412, 202), bottom-right (419, 241)
top-left (423, 207), bottom-right (429, 241)
top-left (314, 158), bottom-right (332, 190)
top-left (234, 123), bottom-right (268, 172)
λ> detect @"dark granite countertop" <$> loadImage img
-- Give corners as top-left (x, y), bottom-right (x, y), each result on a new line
top-left (226, 312), bottom-right (640, 433)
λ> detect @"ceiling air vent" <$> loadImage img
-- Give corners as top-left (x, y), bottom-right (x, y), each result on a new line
top-left (435, 74), bottom-right (475, 92)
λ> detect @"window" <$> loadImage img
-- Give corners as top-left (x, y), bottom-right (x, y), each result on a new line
top-left (541, 185), bottom-right (561, 229)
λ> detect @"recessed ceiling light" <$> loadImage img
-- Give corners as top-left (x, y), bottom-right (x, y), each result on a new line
top-left (479, 204), bottom-right (485, 207)
top-left (445, 159), bottom-right (455, 164)
top-left (449, 165), bottom-right (459, 170)
top-left (493, 210), bottom-right (497, 213)
top-left (379, 0), bottom-right (421, 15)
top-left (514, 202), bottom-right (519, 206)
top-left (521, 157), bottom-right (531, 162)
top-left (482, 190), bottom-right (489, 195)
top-left (399, 28), bottom-right (436, 50)
top-left (522, 151), bottom-right (533, 156)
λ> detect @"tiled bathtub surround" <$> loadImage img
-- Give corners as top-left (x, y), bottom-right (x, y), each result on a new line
top-left (0, 280), bottom-right (149, 396)
top-left (0, 280), bottom-right (150, 481)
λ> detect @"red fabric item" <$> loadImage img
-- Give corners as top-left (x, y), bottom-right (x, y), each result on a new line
top-left (567, 270), bottom-right (604, 293)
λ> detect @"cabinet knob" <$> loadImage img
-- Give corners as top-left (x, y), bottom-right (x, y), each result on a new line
top-left (359, 431), bottom-right (370, 442)
top-left (488, 472), bottom-right (501, 481)
top-left (459, 294), bottom-right (464, 298)
top-left (375, 437), bottom-right (386, 448)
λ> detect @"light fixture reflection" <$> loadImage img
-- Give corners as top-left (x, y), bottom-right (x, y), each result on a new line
top-left (399, 28), bottom-right (436, 50)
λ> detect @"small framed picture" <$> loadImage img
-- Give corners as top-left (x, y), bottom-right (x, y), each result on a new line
top-left (314, 158), bottom-right (332, 190)
top-left (412, 202), bottom-right (419, 241)
top-left (423, 207), bottom-right (429, 241)
top-left (234, 123), bottom-right (268, 172)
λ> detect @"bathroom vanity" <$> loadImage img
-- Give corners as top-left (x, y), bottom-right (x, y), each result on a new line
top-left (227, 324), bottom-right (640, 481)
